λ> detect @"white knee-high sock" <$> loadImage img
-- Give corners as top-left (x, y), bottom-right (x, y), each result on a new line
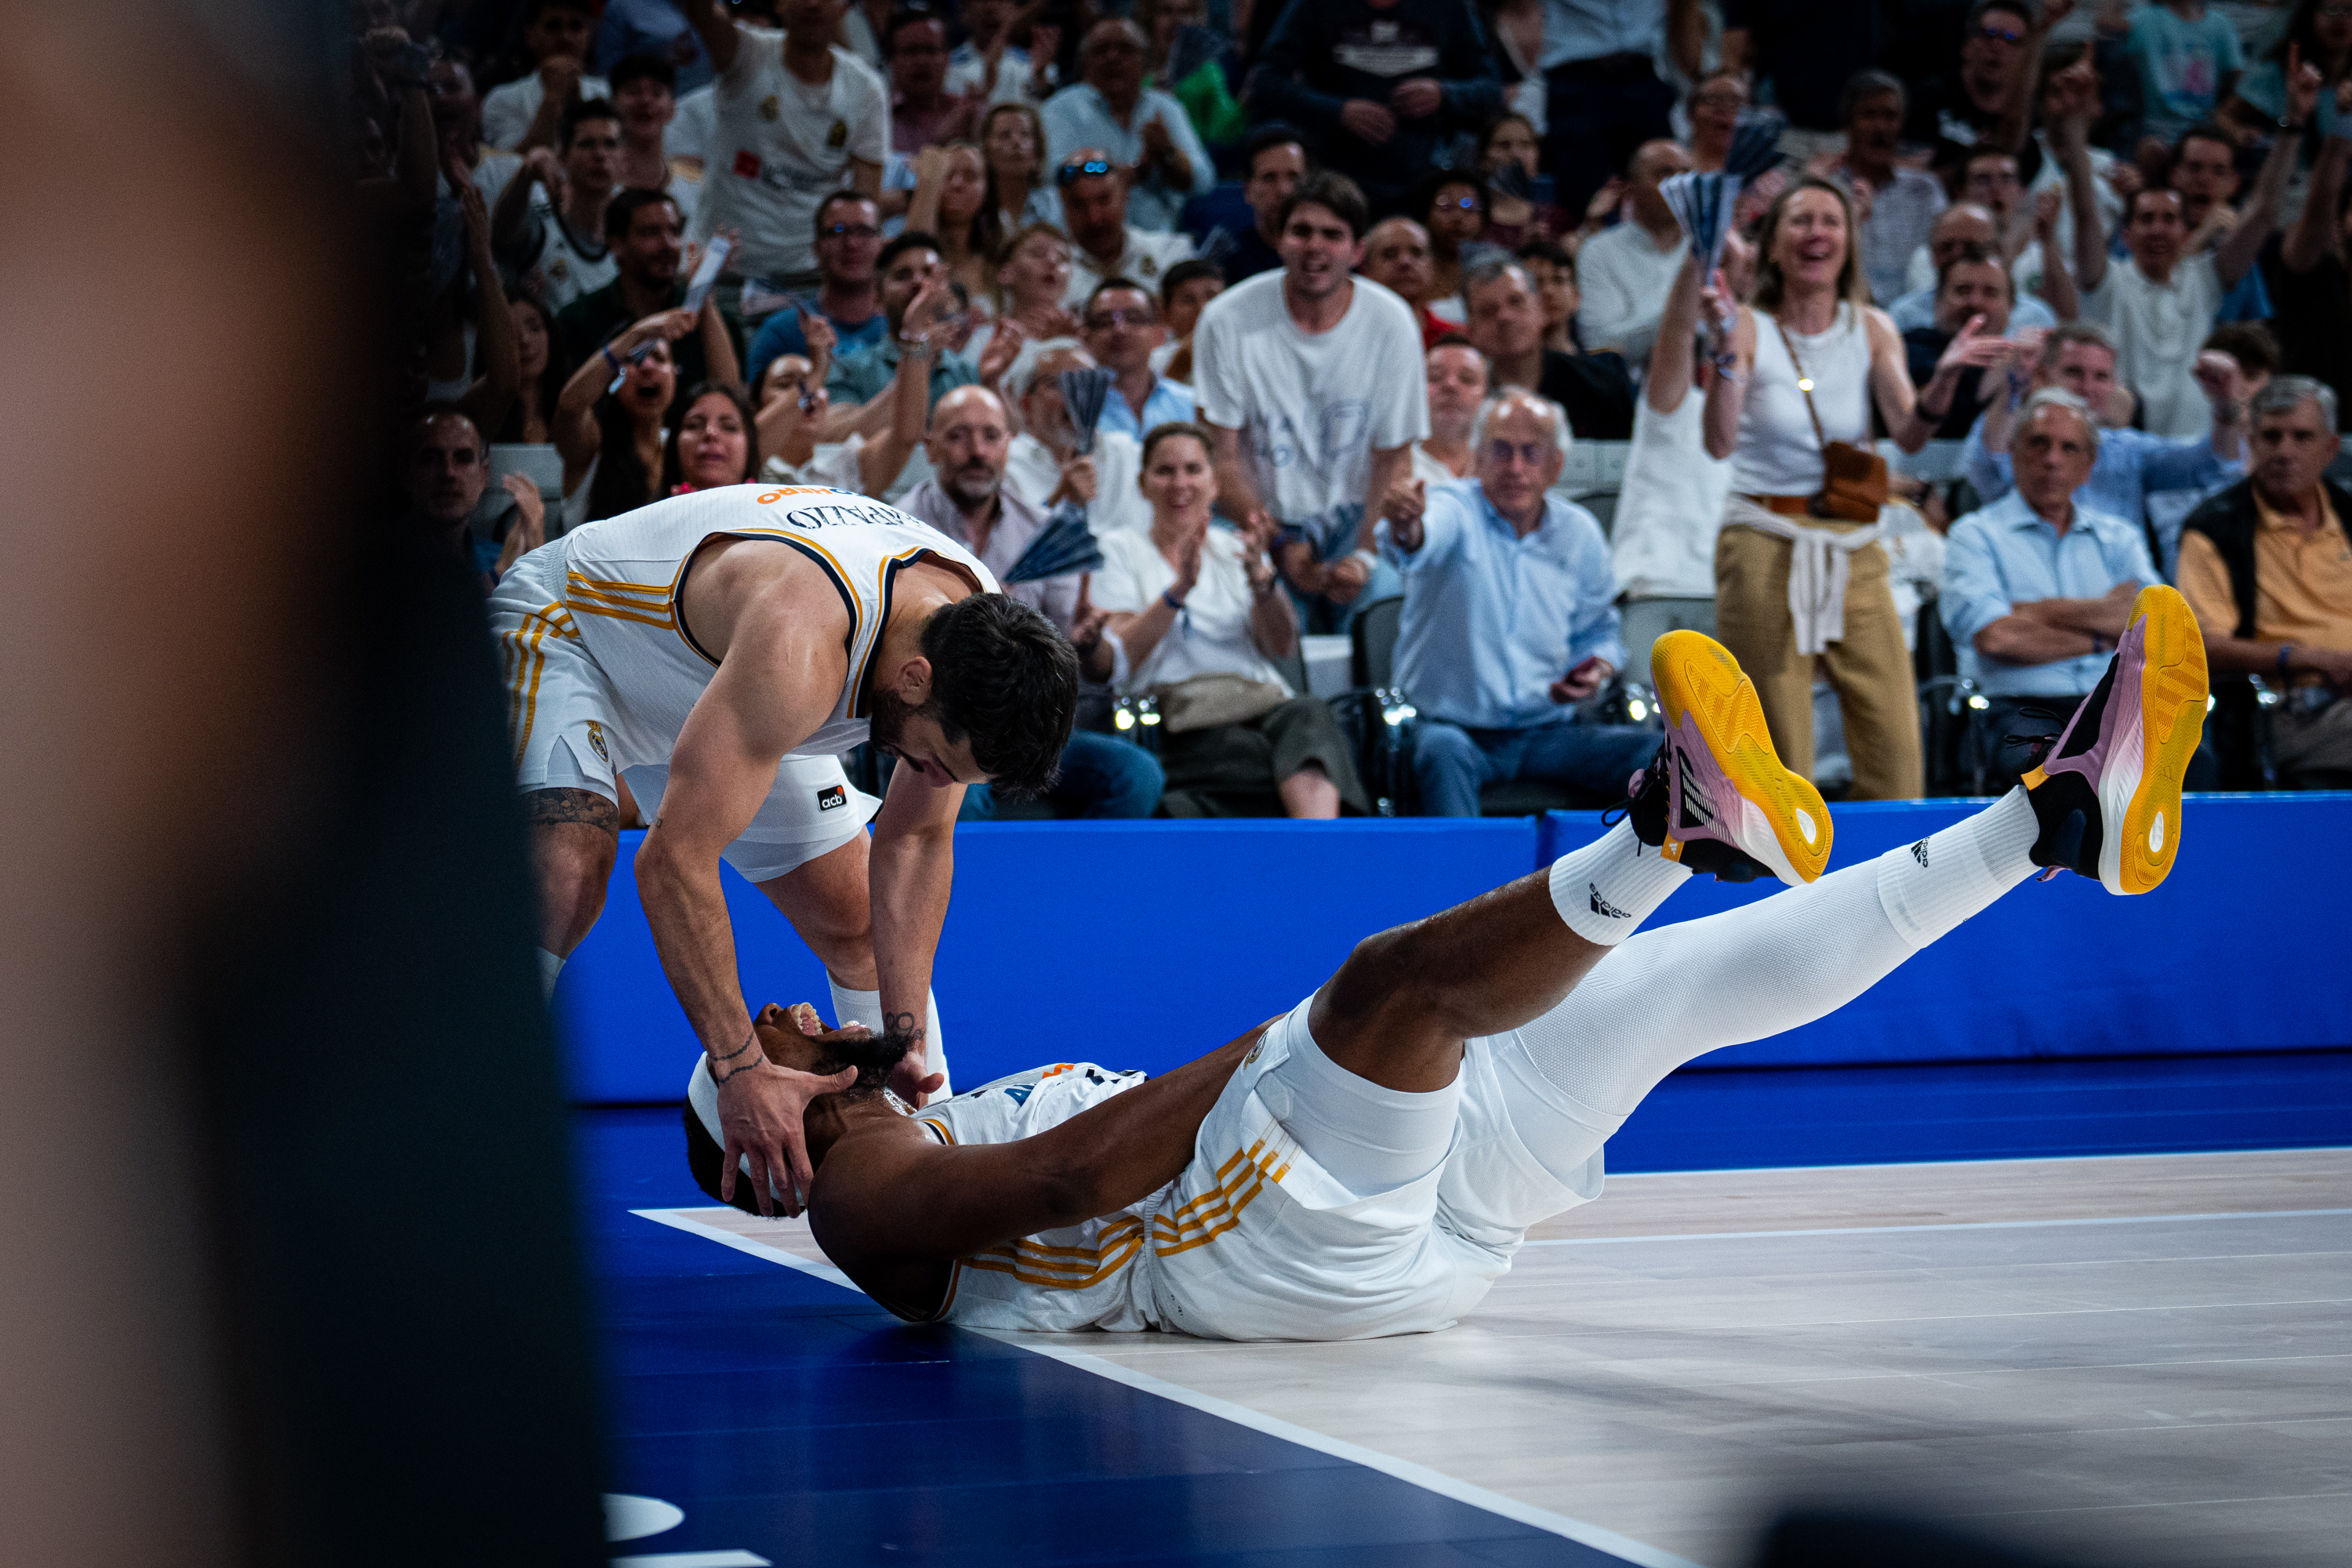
top-left (1495, 789), bottom-right (2042, 1189)
top-left (537, 947), bottom-right (565, 999)
top-left (1875, 786), bottom-right (2039, 947)
top-left (1548, 819), bottom-right (1691, 945)
top-left (826, 978), bottom-right (952, 1093)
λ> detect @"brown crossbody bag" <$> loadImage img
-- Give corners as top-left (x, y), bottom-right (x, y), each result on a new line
top-left (1774, 315), bottom-right (1888, 522)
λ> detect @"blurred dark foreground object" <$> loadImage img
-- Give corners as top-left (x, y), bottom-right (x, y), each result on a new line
top-left (1759, 1510), bottom-right (2085, 1568)
top-left (0, 4), bottom-right (604, 1565)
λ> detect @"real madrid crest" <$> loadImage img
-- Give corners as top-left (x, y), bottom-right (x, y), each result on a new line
top-left (585, 720), bottom-right (610, 764)
top-left (550, 255), bottom-right (569, 280)
top-left (759, 93), bottom-right (781, 121)
top-left (826, 118), bottom-right (848, 148)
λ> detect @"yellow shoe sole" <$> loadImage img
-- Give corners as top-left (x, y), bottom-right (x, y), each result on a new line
top-left (2114, 584), bottom-right (2207, 895)
top-left (1650, 630), bottom-right (1834, 884)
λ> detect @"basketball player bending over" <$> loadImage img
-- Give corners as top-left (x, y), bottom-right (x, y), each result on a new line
top-left (686, 590), bottom-right (2209, 1339)
top-left (492, 485), bottom-right (1076, 1218)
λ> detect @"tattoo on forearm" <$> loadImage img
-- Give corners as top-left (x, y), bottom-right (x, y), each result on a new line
top-left (524, 787), bottom-right (619, 833)
top-left (709, 1026), bottom-right (760, 1082)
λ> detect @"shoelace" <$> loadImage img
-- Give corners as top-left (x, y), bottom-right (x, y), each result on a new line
top-left (1599, 754), bottom-right (1668, 829)
top-left (2001, 703), bottom-right (2068, 768)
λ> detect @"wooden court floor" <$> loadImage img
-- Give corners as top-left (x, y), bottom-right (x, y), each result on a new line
top-left (670, 1147), bottom-right (2352, 1568)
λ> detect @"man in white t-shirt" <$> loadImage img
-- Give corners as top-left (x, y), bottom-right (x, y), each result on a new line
top-left (1193, 170), bottom-right (1429, 630)
top-left (482, 0), bottom-right (611, 152)
top-left (1573, 139), bottom-right (1691, 363)
top-left (2055, 53), bottom-right (2304, 437)
top-left (681, 0), bottom-right (889, 285)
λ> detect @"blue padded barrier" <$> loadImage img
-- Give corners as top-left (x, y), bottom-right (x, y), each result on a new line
top-left (557, 796), bottom-right (2351, 1104)
top-left (557, 818), bottom-right (1538, 1104)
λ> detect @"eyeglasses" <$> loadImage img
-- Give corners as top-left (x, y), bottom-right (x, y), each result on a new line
top-left (1438, 196), bottom-right (1480, 212)
top-left (822, 222), bottom-right (880, 240)
top-left (1084, 307), bottom-right (1156, 329)
top-left (1976, 23), bottom-right (2024, 43)
top-left (1483, 438), bottom-right (1550, 467)
top-left (1057, 158), bottom-right (1114, 185)
top-left (2325, 2), bottom-right (2352, 16)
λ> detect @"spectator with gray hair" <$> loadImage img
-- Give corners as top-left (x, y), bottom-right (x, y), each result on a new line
top-left (1966, 321), bottom-right (2254, 565)
top-left (1376, 390), bottom-right (1663, 815)
top-left (1000, 336), bottom-right (1150, 537)
top-left (1942, 387), bottom-right (2161, 791)
top-left (2177, 376), bottom-right (2352, 788)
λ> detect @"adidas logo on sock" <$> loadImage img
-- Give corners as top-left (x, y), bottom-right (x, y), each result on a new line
top-left (1911, 838), bottom-right (1930, 868)
top-left (1588, 883), bottom-right (1633, 920)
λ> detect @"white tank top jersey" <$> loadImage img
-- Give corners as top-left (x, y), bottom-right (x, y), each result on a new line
top-left (908, 1063), bottom-right (1160, 1331)
top-left (1729, 301), bottom-right (1874, 498)
top-left (551, 483), bottom-right (997, 768)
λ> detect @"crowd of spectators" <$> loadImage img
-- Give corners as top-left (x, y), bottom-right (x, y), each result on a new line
top-left (366, 0), bottom-right (2352, 819)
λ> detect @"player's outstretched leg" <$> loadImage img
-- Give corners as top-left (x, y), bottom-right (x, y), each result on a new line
top-left (1448, 593), bottom-right (2210, 1229)
top-left (1308, 626), bottom-right (1818, 1104)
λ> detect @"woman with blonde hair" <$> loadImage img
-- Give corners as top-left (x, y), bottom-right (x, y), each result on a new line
top-left (906, 140), bottom-right (993, 304)
top-left (1672, 175), bottom-right (2005, 800)
top-left (975, 102), bottom-right (1062, 261)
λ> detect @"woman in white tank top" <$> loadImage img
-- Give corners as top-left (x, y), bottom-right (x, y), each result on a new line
top-left (1657, 176), bottom-right (1999, 800)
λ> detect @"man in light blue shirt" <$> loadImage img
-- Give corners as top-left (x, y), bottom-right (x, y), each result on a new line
top-left (1040, 20), bottom-right (1214, 233)
top-left (1962, 322), bottom-right (2248, 572)
top-left (1079, 278), bottom-right (1196, 443)
top-left (1943, 389), bottom-right (2160, 789)
top-left (1377, 390), bottom-right (1661, 815)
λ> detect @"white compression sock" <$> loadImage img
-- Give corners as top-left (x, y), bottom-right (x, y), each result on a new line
top-left (826, 979), bottom-right (952, 1094)
top-left (1548, 819), bottom-right (1692, 946)
top-left (537, 947), bottom-right (565, 999)
top-left (1487, 790), bottom-right (2042, 1196)
top-left (1875, 786), bottom-right (2040, 947)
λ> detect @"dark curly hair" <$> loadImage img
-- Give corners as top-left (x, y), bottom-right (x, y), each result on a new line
top-left (810, 1025), bottom-right (915, 1095)
top-left (921, 594), bottom-right (1079, 796)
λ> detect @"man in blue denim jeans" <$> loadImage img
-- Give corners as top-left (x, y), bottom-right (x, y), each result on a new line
top-left (1377, 389), bottom-right (1661, 816)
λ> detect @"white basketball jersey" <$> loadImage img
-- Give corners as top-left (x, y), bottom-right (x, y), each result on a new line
top-left (912, 1063), bottom-right (1160, 1332)
top-left (550, 483), bottom-right (998, 768)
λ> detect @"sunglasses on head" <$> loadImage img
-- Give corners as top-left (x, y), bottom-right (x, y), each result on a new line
top-left (1058, 158), bottom-right (1115, 185)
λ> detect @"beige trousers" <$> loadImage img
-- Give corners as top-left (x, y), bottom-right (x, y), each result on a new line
top-left (1714, 520), bottom-right (1925, 800)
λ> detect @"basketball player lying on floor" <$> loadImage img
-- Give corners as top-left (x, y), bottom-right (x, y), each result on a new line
top-left (685, 590), bottom-right (2210, 1341)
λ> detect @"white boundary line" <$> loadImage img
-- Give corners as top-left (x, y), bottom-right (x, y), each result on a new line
top-left (631, 1207), bottom-right (858, 1290)
top-left (975, 1330), bottom-right (1706, 1568)
top-left (1522, 1207), bottom-right (2352, 1247)
top-left (631, 1207), bottom-right (1699, 1568)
